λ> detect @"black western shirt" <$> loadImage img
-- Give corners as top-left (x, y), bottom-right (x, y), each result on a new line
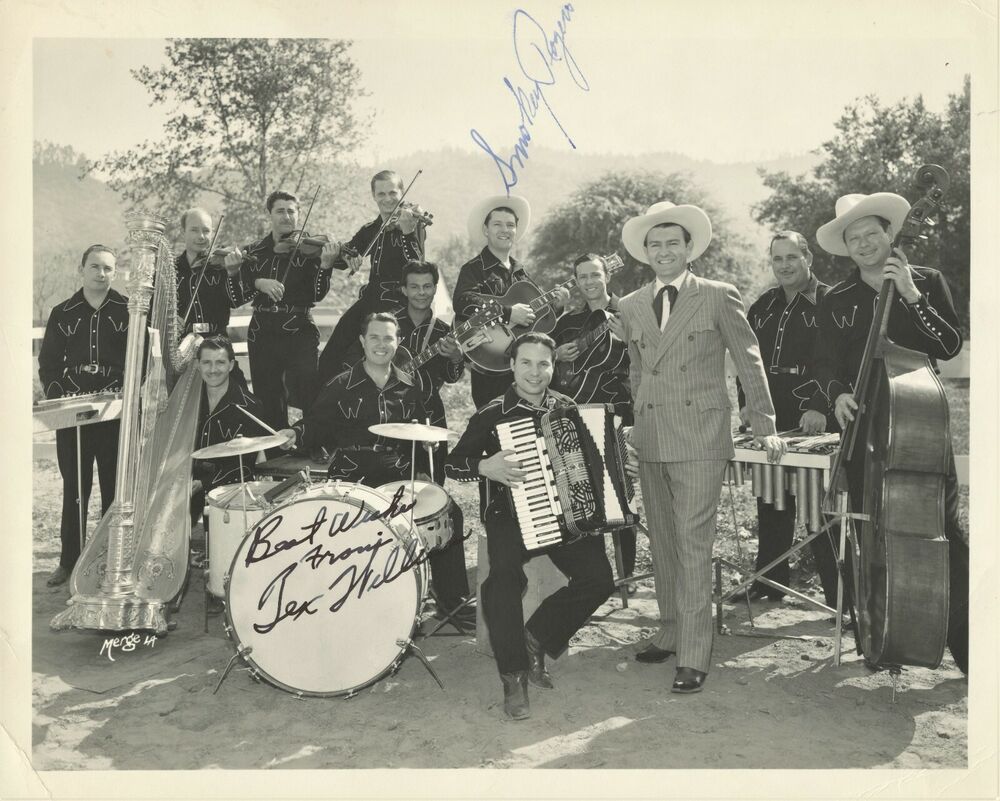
top-left (334, 217), bottom-right (426, 304)
top-left (394, 307), bottom-right (464, 429)
top-left (445, 386), bottom-right (575, 515)
top-left (807, 265), bottom-right (962, 415)
top-left (194, 379), bottom-right (269, 492)
top-left (175, 251), bottom-right (248, 335)
top-left (737, 275), bottom-right (830, 430)
top-left (239, 233), bottom-right (331, 331)
top-left (291, 360), bottom-right (434, 482)
top-left (452, 247), bottom-right (539, 375)
top-left (38, 289), bottom-right (130, 398)
top-left (551, 296), bottom-right (632, 423)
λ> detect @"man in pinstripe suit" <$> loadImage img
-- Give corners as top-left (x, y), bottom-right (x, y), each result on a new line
top-left (618, 201), bottom-right (786, 693)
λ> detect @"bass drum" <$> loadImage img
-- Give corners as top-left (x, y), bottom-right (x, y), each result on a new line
top-left (224, 482), bottom-right (428, 697)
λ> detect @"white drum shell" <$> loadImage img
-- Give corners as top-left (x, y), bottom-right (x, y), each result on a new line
top-left (206, 480), bottom-right (278, 597)
top-left (376, 480), bottom-right (454, 551)
top-left (224, 482), bottom-right (425, 697)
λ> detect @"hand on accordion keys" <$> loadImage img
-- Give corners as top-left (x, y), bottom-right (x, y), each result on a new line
top-left (479, 450), bottom-right (527, 487)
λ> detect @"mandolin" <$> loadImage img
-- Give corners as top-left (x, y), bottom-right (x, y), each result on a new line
top-left (463, 253), bottom-right (624, 373)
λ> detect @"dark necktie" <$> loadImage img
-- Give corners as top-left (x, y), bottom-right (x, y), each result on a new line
top-left (654, 284), bottom-right (679, 327)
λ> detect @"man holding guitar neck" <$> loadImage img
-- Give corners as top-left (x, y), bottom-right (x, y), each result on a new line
top-left (452, 195), bottom-right (569, 409)
top-left (810, 192), bottom-right (968, 674)
top-left (551, 253), bottom-right (638, 587)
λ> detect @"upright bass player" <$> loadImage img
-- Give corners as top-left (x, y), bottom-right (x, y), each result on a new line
top-left (810, 191), bottom-right (968, 674)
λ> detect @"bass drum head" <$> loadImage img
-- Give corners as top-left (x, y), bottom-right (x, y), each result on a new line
top-left (224, 483), bottom-right (424, 697)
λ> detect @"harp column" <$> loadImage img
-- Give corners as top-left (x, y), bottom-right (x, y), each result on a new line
top-left (51, 210), bottom-right (170, 633)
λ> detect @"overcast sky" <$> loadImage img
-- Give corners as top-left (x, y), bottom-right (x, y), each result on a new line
top-left (32, 1), bottom-right (974, 169)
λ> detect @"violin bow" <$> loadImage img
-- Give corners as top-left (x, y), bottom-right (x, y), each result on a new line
top-left (278, 184), bottom-right (321, 285)
top-left (358, 169), bottom-right (423, 261)
top-left (181, 213), bottom-right (226, 330)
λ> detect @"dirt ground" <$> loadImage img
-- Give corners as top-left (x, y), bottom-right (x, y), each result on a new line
top-left (29, 454), bottom-right (968, 774)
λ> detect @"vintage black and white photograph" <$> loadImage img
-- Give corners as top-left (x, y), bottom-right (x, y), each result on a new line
top-left (3, 0), bottom-right (998, 797)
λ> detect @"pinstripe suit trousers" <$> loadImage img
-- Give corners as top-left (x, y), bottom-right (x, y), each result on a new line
top-left (639, 459), bottom-right (728, 673)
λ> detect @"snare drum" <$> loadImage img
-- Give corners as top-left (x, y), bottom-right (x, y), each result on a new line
top-left (206, 480), bottom-right (278, 597)
top-left (224, 481), bottom-right (427, 697)
top-left (376, 480), bottom-right (455, 551)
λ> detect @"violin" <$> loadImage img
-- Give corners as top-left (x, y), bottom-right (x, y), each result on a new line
top-left (273, 230), bottom-right (334, 256)
top-left (387, 201), bottom-right (434, 228)
top-left (190, 245), bottom-right (244, 270)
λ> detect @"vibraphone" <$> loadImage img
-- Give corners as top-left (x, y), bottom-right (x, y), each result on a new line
top-left (726, 431), bottom-right (840, 532)
top-left (32, 391), bottom-right (123, 432)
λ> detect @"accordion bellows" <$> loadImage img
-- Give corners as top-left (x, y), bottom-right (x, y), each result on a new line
top-left (498, 404), bottom-right (638, 552)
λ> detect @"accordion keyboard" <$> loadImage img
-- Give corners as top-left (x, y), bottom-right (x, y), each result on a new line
top-left (497, 417), bottom-right (565, 551)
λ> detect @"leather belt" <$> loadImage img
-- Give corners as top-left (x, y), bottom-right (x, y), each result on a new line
top-left (256, 304), bottom-right (310, 314)
top-left (69, 364), bottom-right (120, 376)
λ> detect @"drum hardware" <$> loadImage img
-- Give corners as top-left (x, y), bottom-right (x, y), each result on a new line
top-left (371, 418), bottom-right (479, 637)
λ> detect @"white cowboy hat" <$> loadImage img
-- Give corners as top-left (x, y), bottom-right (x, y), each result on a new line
top-left (467, 195), bottom-right (531, 245)
top-left (816, 193), bottom-right (910, 257)
top-left (621, 201), bottom-right (712, 265)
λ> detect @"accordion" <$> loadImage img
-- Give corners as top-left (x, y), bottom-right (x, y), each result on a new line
top-left (497, 404), bottom-right (638, 552)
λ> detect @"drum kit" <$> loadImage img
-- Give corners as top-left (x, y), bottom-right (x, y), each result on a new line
top-left (191, 421), bottom-right (463, 699)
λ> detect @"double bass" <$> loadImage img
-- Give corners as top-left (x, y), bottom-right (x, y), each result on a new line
top-left (824, 164), bottom-right (952, 670)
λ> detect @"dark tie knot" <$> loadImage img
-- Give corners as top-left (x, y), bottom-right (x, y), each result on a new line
top-left (654, 284), bottom-right (678, 326)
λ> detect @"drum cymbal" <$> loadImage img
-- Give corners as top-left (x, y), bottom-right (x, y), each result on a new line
top-left (368, 422), bottom-right (454, 442)
top-left (193, 434), bottom-right (292, 459)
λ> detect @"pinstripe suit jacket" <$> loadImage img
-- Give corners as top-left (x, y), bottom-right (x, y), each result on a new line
top-left (620, 274), bottom-right (776, 462)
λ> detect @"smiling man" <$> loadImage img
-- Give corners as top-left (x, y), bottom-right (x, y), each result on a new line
top-left (278, 312), bottom-right (472, 622)
top-left (445, 332), bottom-right (615, 720)
top-left (190, 336), bottom-right (270, 515)
top-left (226, 190), bottom-right (338, 431)
top-left (736, 231), bottom-right (843, 608)
top-left (38, 244), bottom-right (129, 586)
top-left (810, 192), bottom-right (968, 674)
top-left (618, 201), bottom-right (784, 694)
top-left (318, 170), bottom-right (429, 382)
top-left (453, 194), bottom-right (568, 409)
top-left (174, 208), bottom-right (247, 337)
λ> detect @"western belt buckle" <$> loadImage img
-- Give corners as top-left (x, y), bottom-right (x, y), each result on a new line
top-left (192, 322), bottom-right (212, 334)
top-left (79, 364), bottom-right (100, 374)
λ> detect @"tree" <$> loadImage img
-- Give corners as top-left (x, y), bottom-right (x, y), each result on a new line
top-left (33, 249), bottom-right (79, 323)
top-left (753, 76), bottom-right (970, 334)
top-left (527, 171), bottom-right (761, 305)
top-left (88, 38), bottom-right (369, 242)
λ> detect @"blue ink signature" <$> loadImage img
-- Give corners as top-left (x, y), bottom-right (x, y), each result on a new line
top-left (470, 4), bottom-right (589, 196)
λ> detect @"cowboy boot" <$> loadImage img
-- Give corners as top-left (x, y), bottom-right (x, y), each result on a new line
top-left (524, 628), bottom-right (554, 689)
top-left (500, 671), bottom-right (530, 720)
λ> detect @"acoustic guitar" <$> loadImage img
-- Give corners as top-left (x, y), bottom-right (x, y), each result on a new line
top-left (461, 253), bottom-right (624, 373)
top-left (394, 300), bottom-right (504, 386)
top-left (552, 307), bottom-right (627, 400)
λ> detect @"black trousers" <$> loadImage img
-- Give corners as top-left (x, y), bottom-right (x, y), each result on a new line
top-left (318, 292), bottom-right (402, 385)
top-left (843, 449), bottom-right (968, 673)
top-left (482, 499), bottom-right (614, 675)
top-left (471, 369), bottom-right (513, 409)
top-left (616, 527), bottom-right (637, 578)
top-left (55, 420), bottom-right (120, 569)
top-left (751, 496), bottom-right (845, 607)
top-left (326, 448), bottom-right (470, 606)
top-left (247, 313), bottom-right (320, 430)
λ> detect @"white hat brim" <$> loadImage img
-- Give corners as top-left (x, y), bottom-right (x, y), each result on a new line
top-left (816, 193), bottom-right (910, 257)
top-left (622, 205), bottom-right (712, 265)
top-left (467, 195), bottom-right (531, 245)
